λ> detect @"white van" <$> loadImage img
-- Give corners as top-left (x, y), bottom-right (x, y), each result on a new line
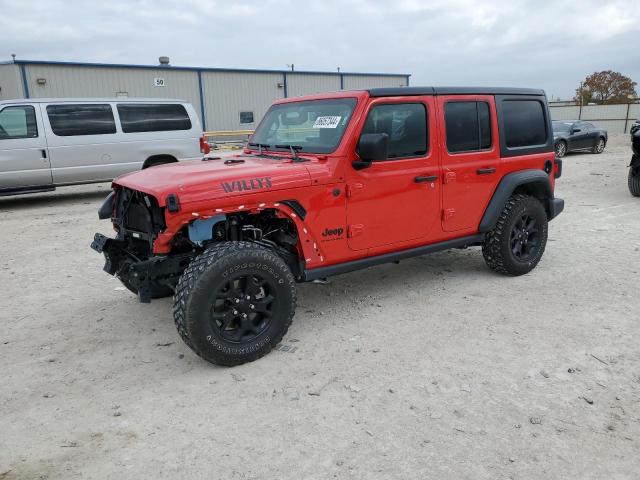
top-left (0, 98), bottom-right (204, 196)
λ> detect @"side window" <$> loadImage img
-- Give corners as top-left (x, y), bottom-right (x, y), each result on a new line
top-left (47, 104), bottom-right (116, 136)
top-left (117, 104), bottom-right (191, 133)
top-left (0, 105), bottom-right (38, 140)
top-left (444, 101), bottom-right (492, 153)
top-left (502, 100), bottom-right (547, 148)
top-left (360, 103), bottom-right (427, 160)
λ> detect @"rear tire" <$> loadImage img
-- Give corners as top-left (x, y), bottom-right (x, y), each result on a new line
top-left (592, 138), bottom-right (605, 154)
top-left (482, 194), bottom-right (548, 276)
top-left (629, 168), bottom-right (640, 197)
top-left (173, 242), bottom-right (296, 366)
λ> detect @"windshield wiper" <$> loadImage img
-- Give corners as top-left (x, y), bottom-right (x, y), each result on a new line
top-left (275, 144), bottom-right (306, 162)
top-left (247, 142), bottom-right (270, 155)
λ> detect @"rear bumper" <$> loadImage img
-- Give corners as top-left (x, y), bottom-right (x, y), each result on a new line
top-left (549, 197), bottom-right (564, 221)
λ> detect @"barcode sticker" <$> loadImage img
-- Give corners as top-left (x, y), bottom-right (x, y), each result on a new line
top-left (313, 116), bottom-right (342, 129)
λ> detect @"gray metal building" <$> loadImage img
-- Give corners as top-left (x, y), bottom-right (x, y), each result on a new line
top-left (0, 59), bottom-right (410, 131)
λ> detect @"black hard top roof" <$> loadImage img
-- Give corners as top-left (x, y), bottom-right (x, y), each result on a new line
top-left (367, 87), bottom-right (546, 97)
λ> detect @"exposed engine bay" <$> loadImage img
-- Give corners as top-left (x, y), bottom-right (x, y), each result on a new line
top-left (92, 187), bottom-right (302, 302)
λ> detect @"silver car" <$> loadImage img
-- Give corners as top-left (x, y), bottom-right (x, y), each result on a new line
top-left (0, 98), bottom-right (203, 196)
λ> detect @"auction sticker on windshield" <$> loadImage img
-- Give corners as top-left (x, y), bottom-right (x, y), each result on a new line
top-left (313, 116), bottom-right (342, 128)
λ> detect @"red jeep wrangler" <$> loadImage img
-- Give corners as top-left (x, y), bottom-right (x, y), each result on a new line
top-left (92, 87), bottom-right (564, 366)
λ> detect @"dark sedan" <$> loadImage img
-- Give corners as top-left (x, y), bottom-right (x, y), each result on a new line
top-left (553, 120), bottom-right (608, 158)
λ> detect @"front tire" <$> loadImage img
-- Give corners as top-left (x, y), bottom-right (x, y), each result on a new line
top-left (173, 242), bottom-right (296, 366)
top-left (592, 138), bottom-right (605, 154)
top-left (629, 168), bottom-right (640, 197)
top-left (555, 140), bottom-right (567, 158)
top-left (482, 194), bottom-right (549, 276)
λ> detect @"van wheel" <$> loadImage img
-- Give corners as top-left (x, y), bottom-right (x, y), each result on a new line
top-left (143, 155), bottom-right (176, 169)
top-left (173, 242), bottom-right (296, 366)
top-left (482, 194), bottom-right (548, 276)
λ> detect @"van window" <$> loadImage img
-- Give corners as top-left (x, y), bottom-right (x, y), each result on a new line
top-left (117, 104), bottom-right (191, 133)
top-left (502, 100), bottom-right (547, 147)
top-left (444, 101), bottom-right (491, 153)
top-left (0, 105), bottom-right (38, 139)
top-left (47, 104), bottom-right (116, 137)
top-left (360, 103), bottom-right (427, 160)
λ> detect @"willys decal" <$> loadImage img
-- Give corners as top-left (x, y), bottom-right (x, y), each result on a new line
top-left (221, 177), bottom-right (272, 193)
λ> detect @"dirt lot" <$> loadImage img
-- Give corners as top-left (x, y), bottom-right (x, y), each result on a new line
top-left (1, 136), bottom-right (639, 480)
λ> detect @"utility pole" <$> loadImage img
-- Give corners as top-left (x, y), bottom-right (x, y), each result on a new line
top-left (578, 81), bottom-right (583, 119)
top-left (287, 64), bottom-right (294, 72)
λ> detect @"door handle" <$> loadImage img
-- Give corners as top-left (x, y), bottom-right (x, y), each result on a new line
top-left (414, 175), bottom-right (438, 183)
top-left (476, 168), bottom-right (496, 175)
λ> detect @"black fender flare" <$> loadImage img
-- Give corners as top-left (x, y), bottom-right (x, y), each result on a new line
top-left (478, 170), bottom-right (558, 232)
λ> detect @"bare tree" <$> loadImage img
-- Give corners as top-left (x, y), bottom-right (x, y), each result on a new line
top-left (575, 71), bottom-right (637, 104)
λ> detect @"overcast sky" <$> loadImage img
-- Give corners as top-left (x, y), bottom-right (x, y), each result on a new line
top-left (1, 0), bottom-right (638, 99)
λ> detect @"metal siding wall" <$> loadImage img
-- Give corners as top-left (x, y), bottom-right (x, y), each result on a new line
top-left (201, 71), bottom-right (283, 131)
top-left (0, 64), bottom-right (24, 100)
top-left (550, 103), bottom-right (640, 134)
top-left (342, 75), bottom-right (407, 90)
top-left (23, 65), bottom-right (202, 121)
top-left (286, 73), bottom-right (341, 98)
top-left (549, 106), bottom-right (580, 120)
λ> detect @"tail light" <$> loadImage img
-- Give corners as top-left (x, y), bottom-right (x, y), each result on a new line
top-left (200, 135), bottom-right (211, 155)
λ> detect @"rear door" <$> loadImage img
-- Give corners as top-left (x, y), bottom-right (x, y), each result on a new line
top-left (345, 96), bottom-right (441, 250)
top-left (437, 95), bottom-right (500, 232)
top-left (0, 103), bottom-right (52, 191)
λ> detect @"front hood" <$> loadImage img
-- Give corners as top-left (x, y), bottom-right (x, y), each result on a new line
top-left (114, 155), bottom-right (312, 206)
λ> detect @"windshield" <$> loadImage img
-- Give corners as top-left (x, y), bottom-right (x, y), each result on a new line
top-left (552, 121), bottom-right (572, 133)
top-left (250, 98), bottom-right (357, 154)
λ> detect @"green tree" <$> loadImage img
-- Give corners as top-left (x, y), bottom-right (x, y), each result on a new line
top-left (575, 70), bottom-right (637, 104)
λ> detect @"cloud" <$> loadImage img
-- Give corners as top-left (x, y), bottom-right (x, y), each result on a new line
top-left (0, 0), bottom-right (638, 98)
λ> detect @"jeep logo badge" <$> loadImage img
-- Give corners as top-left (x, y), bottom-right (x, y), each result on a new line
top-left (221, 177), bottom-right (272, 193)
top-left (322, 227), bottom-right (344, 237)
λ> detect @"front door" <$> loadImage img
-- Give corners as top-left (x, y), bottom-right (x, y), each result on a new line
top-left (570, 122), bottom-right (591, 149)
top-left (0, 104), bottom-right (52, 191)
top-left (437, 95), bottom-right (500, 232)
top-left (346, 97), bottom-right (441, 251)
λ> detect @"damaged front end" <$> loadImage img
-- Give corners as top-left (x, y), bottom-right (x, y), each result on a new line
top-left (91, 187), bottom-right (194, 302)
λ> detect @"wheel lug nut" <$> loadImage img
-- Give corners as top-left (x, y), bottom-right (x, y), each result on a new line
top-left (233, 310), bottom-right (238, 315)
top-left (241, 313), bottom-right (247, 319)
top-left (246, 295), bottom-right (251, 300)
top-left (234, 298), bottom-right (240, 304)
top-left (249, 304), bottom-right (255, 309)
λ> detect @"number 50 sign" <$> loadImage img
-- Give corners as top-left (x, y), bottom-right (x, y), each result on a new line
top-left (153, 78), bottom-right (166, 87)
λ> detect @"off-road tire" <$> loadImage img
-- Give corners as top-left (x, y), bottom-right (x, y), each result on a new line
top-left (555, 140), bottom-right (567, 158)
top-left (482, 194), bottom-right (548, 276)
top-left (173, 242), bottom-right (296, 366)
top-left (629, 168), bottom-right (640, 197)
top-left (592, 137), bottom-right (605, 154)
top-left (119, 276), bottom-right (173, 299)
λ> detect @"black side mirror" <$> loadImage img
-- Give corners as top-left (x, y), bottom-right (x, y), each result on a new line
top-left (354, 133), bottom-right (388, 170)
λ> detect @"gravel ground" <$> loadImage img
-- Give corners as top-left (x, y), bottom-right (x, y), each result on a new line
top-left (1, 136), bottom-right (639, 480)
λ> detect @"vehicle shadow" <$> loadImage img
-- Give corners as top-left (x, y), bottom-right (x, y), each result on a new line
top-left (0, 188), bottom-right (109, 210)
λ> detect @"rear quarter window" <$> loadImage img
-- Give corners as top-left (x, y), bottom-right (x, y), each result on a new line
top-left (502, 100), bottom-right (547, 148)
top-left (117, 104), bottom-right (192, 133)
